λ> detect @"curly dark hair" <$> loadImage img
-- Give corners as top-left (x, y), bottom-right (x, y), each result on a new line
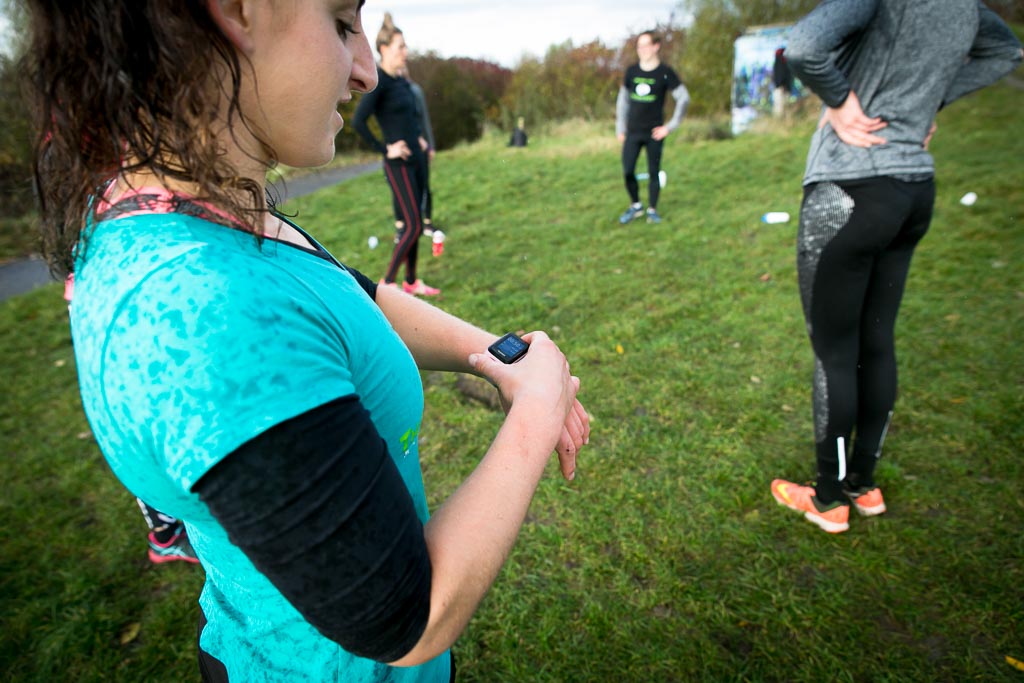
top-left (23, 0), bottom-right (269, 277)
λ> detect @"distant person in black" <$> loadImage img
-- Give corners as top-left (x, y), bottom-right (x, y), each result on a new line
top-left (772, 47), bottom-right (794, 118)
top-left (509, 116), bottom-right (528, 147)
top-left (615, 30), bottom-right (689, 225)
top-left (353, 13), bottom-right (439, 296)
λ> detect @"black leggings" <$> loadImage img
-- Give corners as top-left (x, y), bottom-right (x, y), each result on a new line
top-left (796, 176), bottom-right (934, 501)
top-left (392, 153), bottom-right (431, 224)
top-left (621, 133), bottom-right (664, 208)
top-left (383, 155), bottom-right (426, 285)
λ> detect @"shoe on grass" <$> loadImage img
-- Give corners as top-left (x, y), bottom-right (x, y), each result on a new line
top-left (148, 526), bottom-right (200, 565)
top-left (402, 279), bottom-right (440, 296)
top-left (770, 478), bottom-right (850, 533)
top-left (844, 485), bottom-right (886, 516)
top-left (619, 203), bottom-right (644, 224)
top-left (645, 208), bottom-right (662, 224)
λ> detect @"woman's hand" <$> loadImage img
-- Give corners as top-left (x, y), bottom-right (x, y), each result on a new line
top-left (923, 121), bottom-right (937, 150)
top-left (820, 90), bottom-right (887, 148)
top-left (386, 140), bottom-right (412, 160)
top-left (469, 332), bottom-right (587, 480)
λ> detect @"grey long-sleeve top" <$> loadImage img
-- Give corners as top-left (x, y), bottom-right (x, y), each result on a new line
top-left (786, 0), bottom-right (1021, 185)
top-left (409, 80), bottom-right (435, 151)
top-left (615, 84), bottom-right (690, 137)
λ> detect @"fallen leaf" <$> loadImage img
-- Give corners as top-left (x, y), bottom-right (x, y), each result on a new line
top-left (76, 431), bottom-right (92, 440)
top-left (615, 344), bottom-right (624, 354)
top-left (950, 397), bottom-right (967, 404)
top-left (54, 359), bottom-right (66, 367)
top-left (759, 272), bottom-right (772, 282)
top-left (781, 404), bottom-right (793, 412)
top-left (119, 622), bottom-right (141, 646)
top-left (944, 313), bottom-right (960, 322)
top-left (750, 375), bottom-right (761, 384)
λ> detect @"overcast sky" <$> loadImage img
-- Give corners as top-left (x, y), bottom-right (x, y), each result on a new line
top-left (0, 4), bottom-right (687, 64)
top-left (361, 2), bottom-right (686, 67)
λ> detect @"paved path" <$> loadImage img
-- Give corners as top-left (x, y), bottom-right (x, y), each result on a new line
top-left (0, 256), bottom-right (55, 301)
top-left (269, 160), bottom-right (381, 204)
top-left (0, 161), bottom-right (381, 303)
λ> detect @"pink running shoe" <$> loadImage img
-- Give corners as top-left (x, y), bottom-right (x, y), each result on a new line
top-left (770, 479), bottom-right (850, 533)
top-left (148, 527), bottom-right (200, 564)
top-left (844, 486), bottom-right (887, 516)
top-left (402, 279), bottom-right (440, 296)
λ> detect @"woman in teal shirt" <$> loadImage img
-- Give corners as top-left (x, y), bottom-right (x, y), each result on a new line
top-left (25, 1), bottom-right (590, 679)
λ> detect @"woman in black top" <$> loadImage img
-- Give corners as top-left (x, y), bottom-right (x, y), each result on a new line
top-left (353, 13), bottom-right (439, 296)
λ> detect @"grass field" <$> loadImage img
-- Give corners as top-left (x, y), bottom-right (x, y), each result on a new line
top-left (2, 78), bottom-right (1022, 681)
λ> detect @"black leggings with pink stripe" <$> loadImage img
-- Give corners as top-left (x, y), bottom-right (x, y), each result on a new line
top-left (383, 155), bottom-right (426, 285)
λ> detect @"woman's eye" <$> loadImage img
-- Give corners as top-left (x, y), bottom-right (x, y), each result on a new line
top-left (336, 19), bottom-right (358, 39)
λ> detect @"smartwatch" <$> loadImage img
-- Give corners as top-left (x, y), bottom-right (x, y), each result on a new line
top-left (487, 333), bottom-right (529, 364)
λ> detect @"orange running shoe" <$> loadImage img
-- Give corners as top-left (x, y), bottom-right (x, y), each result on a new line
top-left (844, 486), bottom-right (886, 517)
top-left (770, 479), bottom-right (850, 533)
top-left (402, 279), bottom-right (441, 296)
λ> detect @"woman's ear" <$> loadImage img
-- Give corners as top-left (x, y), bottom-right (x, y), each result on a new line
top-left (206, 0), bottom-right (256, 54)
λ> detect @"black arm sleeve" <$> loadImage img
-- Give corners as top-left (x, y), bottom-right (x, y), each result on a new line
top-left (343, 264), bottom-right (378, 301)
top-left (192, 396), bottom-right (431, 663)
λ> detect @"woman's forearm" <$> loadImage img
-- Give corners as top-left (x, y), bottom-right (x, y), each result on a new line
top-left (376, 285), bottom-right (497, 375)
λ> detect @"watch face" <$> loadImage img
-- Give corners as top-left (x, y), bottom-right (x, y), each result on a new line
top-left (490, 334), bottom-right (528, 363)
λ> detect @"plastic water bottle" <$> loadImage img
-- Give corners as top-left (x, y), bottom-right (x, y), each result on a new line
top-left (431, 230), bottom-right (446, 257)
top-left (761, 212), bottom-right (790, 224)
top-left (636, 171), bottom-right (668, 187)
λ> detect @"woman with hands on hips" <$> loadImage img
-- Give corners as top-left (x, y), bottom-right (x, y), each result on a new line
top-left (353, 12), bottom-right (439, 296)
top-left (26, 0), bottom-right (589, 680)
top-left (770, 0), bottom-right (1021, 534)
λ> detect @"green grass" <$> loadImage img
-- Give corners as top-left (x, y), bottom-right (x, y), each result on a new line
top-left (2, 80), bottom-right (1022, 681)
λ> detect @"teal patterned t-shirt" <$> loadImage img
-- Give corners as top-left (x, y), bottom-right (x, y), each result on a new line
top-left (71, 213), bottom-right (449, 682)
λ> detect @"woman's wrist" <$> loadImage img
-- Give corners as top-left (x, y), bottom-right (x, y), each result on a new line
top-left (503, 400), bottom-right (565, 456)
